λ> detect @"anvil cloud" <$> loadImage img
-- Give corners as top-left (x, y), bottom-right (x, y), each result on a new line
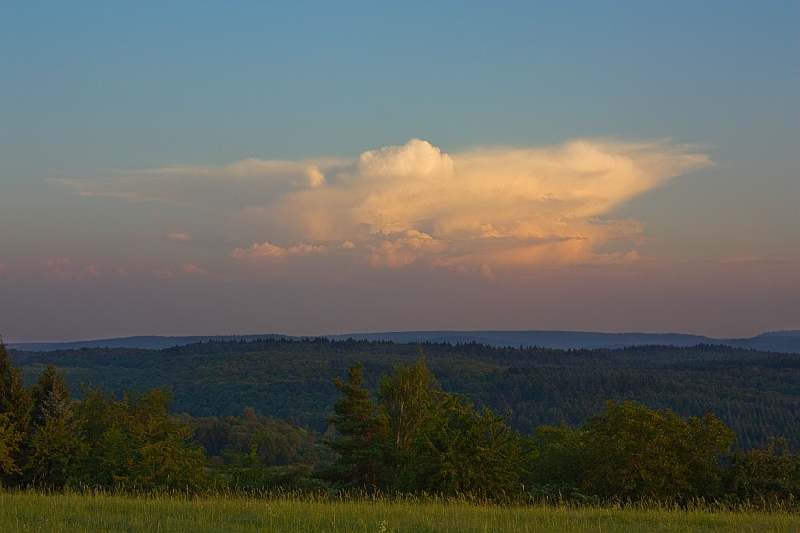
top-left (59, 139), bottom-right (711, 274)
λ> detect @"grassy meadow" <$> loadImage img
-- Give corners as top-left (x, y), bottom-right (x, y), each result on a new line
top-left (0, 492), bottom-right (797, 533)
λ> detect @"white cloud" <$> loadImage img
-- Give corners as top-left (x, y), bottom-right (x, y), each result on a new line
top-left (57, 138), bottom-right (712, 273)
top-left (358, 138), bottom-right (454, 179)
top-left (270, 139), bottom-right (709, 269)
top-left (305, 165), bottom-right (326, 187)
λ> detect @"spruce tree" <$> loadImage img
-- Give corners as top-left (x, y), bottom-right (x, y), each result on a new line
top-left (23, 365), bottom-right (86, 488)
top-left (0, 339), bottom-right (30, 431)
top-left (323, 364), bottom-right (388, 490)
top-left (0, 338), bottom-right (30, 482)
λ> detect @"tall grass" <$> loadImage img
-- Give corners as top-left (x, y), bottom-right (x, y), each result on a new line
top-left (0, 490), bottom-right (796, 532)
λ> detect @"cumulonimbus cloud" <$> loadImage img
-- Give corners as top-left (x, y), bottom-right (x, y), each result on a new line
top-left (56, 139), bottom-right (711, 272)
top-left (251, 139), bottom-right (710, 269)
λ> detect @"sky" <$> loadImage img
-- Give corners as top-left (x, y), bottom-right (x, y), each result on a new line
top-left (1, 2), bottom-right (798, 342)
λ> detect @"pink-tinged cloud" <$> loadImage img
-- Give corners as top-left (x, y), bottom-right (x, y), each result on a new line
top-left (180, 264), bottom-right (206, 275)
top-left (366, 229), bottom-right (447, 268)
top-left (57, 138), bottom-right (711, 274)
top-left (230, 241), bottom-right (327, 261)
top-left (180, 263), bottom-right (225, 280)
top-left (166, 233), bottom-right (191, 242)
top-left (46, 258), bottom-right (74, 268)
top-left (477, 263), bottom-right (495, 281)
top-left (0, 263), bottom-right (6, 273)
top-left (43, 258), bottom-right (99, 281)
top-left (153, 268), bottom-right (174, 279)
top-left (254, 139), bottom-right (709, 271)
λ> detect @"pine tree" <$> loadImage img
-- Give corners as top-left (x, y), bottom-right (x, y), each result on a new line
top-left (29, 365), bottom-right (72, 428)
top-left (323, 364), bottom-right (389, 490)
top-left (0, 339), bottom-right (30, 432)
top-left (0, 339), bottom-right (30, 482)
top-left (23, 366), bottom-right (86, 488)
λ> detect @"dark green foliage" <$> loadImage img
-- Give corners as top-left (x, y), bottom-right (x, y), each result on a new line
top-left (0, 341), bottom-right (30, 483)
top-left (377, 355), bottom-right (440, 452)
top-left (73, 387), bottom-right (207, 491)
top-left (191, 407), bottom-right (332, 469)
top-left (2, 338), bottom-right (800, 505)
top-left (322, 364), bottom-right (389, 490)
top-left (324, 358), bottom-right (527, 499)
top-left (0, 354), bottom-right (210, 491)
top-left (29, 365), bottom-right (71, 428)
top-left (0, 413), bottom-right (22, 480)
top-left (12, 340), bottom-right (800, 450)
top-left (400, 394), bottom-right (526, 499)
top-left (22, 366), bottom-right (85, 487)
top-left (219, 442), bottom-right (328, 492)
top-left (375, 356), bottom-right (441, 489)
top-left (0, 343), bottom-right (30, 429)
top-left (327, 379), bottom-right (762, 503)
top-left (540, 401), bottom-right (734, 502)
top-left (724, 438), bottom-right (800, 505)
top-left (191, 408), bottom-right (334, 492)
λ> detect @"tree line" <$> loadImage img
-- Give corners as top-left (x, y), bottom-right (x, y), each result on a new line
top-left (320, 357), bottom-right (800, 505)
top-left (2, 341), bottom-right (799, 506)
top-left (12, 339), bottom-right (800, 450)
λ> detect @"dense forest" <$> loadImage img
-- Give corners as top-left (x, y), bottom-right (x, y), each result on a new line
top-left (2, 341), bottom-right (799, 506)
top-left (10, 338), bottom-right (800, 450)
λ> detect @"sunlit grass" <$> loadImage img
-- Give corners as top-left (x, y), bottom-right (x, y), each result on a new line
top-left (0, 491), bottom-right (796, 532)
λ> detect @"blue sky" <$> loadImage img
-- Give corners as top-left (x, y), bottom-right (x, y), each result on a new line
top-left (1, 2), bottom-right (798, 341)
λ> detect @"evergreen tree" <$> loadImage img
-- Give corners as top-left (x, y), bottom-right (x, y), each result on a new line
top-left (323, 364), bottom-right (389, 490)
top-left (0, 414), bottom-right (22, 480)
top-left (72, 387), bottom-right (207, 491)
top-left (0, 340), bottom-right (30, 434)
top-left (0, 339), bottom-right (29, 483)
top-left (29, 365), bottom-right (71, 428)
top-left (23, 366), bottom-right (86, 488)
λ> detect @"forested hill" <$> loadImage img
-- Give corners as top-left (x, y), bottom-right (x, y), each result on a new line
top-left (9, 329), bottom-right (800, 353)
top-left (10, 339), bottom-right (800, 450)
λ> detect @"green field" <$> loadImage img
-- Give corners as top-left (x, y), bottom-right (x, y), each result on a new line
top-left (0, 492), bottom-right (796, 533)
